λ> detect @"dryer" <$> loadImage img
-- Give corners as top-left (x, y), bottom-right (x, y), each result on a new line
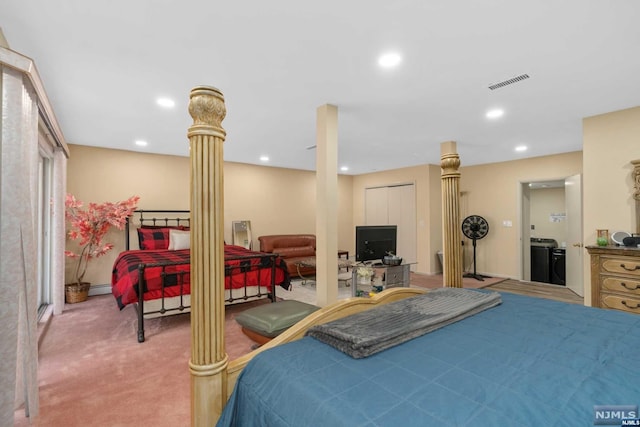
top-left (551, 248), bottom-right (566, 285)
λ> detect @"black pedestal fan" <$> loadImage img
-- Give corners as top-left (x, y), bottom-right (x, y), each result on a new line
top-left (461, 215), bottom-right (490, 281)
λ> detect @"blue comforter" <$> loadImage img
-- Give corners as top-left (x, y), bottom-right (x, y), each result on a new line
top-left (218, 292), bottom-right (640, 426)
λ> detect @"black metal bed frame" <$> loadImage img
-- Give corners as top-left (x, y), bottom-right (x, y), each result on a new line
top-left (124, 210), bottom-right (278, 343)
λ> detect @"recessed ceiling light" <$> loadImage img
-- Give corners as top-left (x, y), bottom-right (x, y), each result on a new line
top-left (135, 140), bottom-right (148, 147)
top-left (515, 145), bottom-right (527, 152)
top-left (378, 52), bottom-right (402, 68)
top-left (486, 109), bottom-right (504, 119)
top-left (157, 97), bottom-right (175, 108)
top-left (340, 166), bottom-right (349, 172)
top-left (260, 155), bottom-right (269, 162)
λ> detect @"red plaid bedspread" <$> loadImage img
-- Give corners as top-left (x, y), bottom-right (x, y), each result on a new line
top-left (112, 245), bottom-right (290, 309)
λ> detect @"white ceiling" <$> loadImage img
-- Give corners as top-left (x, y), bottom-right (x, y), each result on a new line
top-left (2, 1), bottom-right (639, 175)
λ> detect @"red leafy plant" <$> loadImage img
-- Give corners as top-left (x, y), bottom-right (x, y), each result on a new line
top-left (65, 194), bottom-right (139, 285)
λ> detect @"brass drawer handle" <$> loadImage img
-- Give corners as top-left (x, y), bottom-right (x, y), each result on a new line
top-left (621, 282), bottom-right (640, 291)
top-left (621, 300), bottom-right (640, 310)
top-left (620, 263), bottom-right (640, 272)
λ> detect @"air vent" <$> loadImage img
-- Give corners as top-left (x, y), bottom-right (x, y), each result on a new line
top-left (488, 74), bottom-right (530, 90)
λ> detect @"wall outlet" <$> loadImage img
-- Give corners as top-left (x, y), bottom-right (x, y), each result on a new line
top-left (502, 220), bottom-right (513, 227)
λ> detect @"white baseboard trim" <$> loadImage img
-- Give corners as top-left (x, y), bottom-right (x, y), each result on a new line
top-left (89, 283), bottom-right (111, 296)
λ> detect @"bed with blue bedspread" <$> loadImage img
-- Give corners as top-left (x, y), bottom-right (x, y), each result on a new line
top-left (218, 291), bottom-right (640, 426)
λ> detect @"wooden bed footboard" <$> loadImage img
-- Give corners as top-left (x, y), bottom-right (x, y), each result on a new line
top-left (225, 287), bottom-right (426, 398)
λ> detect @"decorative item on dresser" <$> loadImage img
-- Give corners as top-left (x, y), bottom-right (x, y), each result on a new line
top-left (586, 245), bottom-right (640, 315)
top-left (596, 229), bottom-right (609, 246)
top-left (610, 230), bottom-right (632, 246)
top-left (632, 159), bottom-right (640, 234)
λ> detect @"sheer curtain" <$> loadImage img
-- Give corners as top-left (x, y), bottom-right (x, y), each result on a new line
top-left (1, 60), bottom-right (40, 424)
top-left (1, 47), bottom-right (68, 424)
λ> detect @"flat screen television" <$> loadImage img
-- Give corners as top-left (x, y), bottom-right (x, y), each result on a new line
top-left (355, 225), bottom-right (398, 262)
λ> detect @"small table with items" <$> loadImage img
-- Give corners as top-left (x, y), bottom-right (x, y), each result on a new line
top-left (351, 262), bottom-right (414, 297)
top-left (295, 256), bottom-right (355, 285)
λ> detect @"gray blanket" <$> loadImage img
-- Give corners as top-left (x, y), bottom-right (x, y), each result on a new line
top-left (305, 288), bottom-right (502, 358)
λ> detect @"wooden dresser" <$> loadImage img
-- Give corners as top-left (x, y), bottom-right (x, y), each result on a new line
top-left (587, 245), bottom-right (640, 315)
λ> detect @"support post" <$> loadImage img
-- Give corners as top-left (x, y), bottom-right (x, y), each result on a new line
top-left (187, 86), bottom-right (227, 426)
top-left (440, 141), bottom-right (463, 288)
top-left (315, 104), bottom-right (339, 306)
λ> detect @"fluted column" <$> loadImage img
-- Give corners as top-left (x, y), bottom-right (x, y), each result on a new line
top-left (441, 141), bottom-right (463, 288)
top-left (187, 86), bottom-right (227, 426)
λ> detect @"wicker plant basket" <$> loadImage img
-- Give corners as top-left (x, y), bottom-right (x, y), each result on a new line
top-left (65, 282), bottom-right (91, 304)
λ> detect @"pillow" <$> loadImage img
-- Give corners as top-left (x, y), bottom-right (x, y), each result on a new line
top-left (168, 229), bottom-right (190, 250)
top-left (137, 227), bottom-right (171, 250)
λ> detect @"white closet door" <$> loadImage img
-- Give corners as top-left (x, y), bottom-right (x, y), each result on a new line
top-left (388, 185), bottom-right (416, 265)
top-left (364, 184), bottom-right (416, 268)
top-left (365, 186), bottom-right (389, 225)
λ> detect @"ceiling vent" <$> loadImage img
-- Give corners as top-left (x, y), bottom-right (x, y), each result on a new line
top-left (488, 74), bottom-right (530, 90)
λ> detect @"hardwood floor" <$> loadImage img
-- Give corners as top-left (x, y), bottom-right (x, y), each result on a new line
top-left (487, 279), bottom-right (583, 304)
top-left (409, 273), bottom-right (583, 304)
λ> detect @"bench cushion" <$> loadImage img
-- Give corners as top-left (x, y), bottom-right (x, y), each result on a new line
top-left (235, 300), bottom-right (320, 338)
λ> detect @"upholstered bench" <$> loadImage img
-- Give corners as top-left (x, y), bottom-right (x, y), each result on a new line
top-left (235, 300), bottom-right (320, 346)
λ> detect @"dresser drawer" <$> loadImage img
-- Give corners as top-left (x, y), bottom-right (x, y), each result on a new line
top-left (601, 294), bottom-right (640, 314)
top-left (601, 277), bottom-right (640, 296)
top-left (601, 258), bottom-right (640, 277)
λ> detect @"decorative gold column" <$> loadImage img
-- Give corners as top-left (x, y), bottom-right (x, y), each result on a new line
top-left (441, 141), bottom-right (463, 288)
top-left (187, 86), bottom-right (227, 426)
top-left (632, 159), bottom-right (640, 234)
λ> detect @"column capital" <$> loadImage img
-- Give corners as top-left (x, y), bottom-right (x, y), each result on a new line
top-left (441, 153), bottom-right (461, 178)
top-left (188, 86), bottom-right (226, 138)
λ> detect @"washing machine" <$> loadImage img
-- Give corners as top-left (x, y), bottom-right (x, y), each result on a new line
top-left (530, 238), bottom-right (557, 283)
top-left (551, 248), bottom-right (566, 285)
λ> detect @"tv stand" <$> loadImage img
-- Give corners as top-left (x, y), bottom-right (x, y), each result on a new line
top-left (351, 263), bottom-right (412, 297)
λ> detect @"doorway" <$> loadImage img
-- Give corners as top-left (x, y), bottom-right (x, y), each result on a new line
top-left (520, 175), bottom-right (583, 297)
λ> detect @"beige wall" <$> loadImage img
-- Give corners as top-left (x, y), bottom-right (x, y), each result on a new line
top-left (66, 145), bottom-right (354, 286)
top-left (68, 145), bottom-right (580, 284)
top-left (459, 152), bottom-right (582, 279)
top-left (348, 153), bottom-right (583, 278)
top-left (583, 105), bottom-right (640, 304)
top-left (351, 164), bottom-right (442, 275)
top-left (530, 187), bottom-right (567, 246)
